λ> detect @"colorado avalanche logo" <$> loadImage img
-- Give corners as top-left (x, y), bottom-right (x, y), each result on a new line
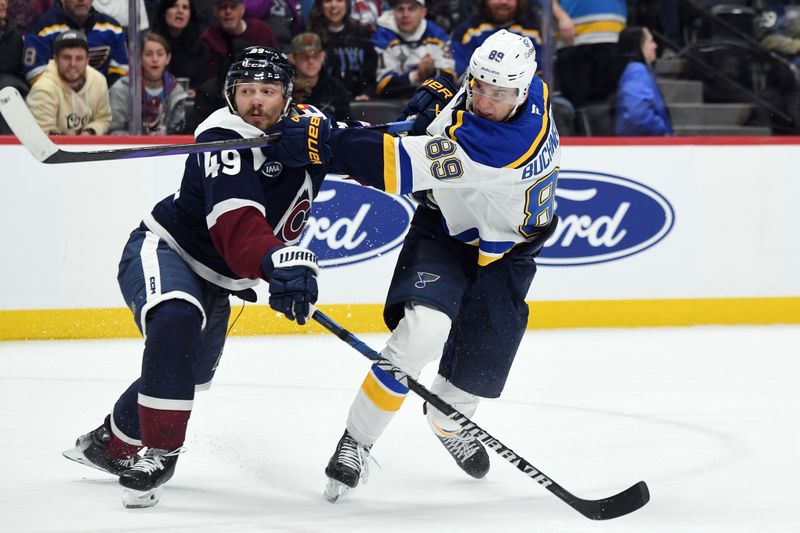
top-left (278, 188), bottom-right (313, 244)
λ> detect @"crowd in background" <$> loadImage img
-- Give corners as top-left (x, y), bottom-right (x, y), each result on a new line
top-left (3, 0), bottom-right (784, 138)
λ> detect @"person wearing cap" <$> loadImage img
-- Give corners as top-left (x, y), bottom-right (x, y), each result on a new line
top-left (25, 29), bottom-right (112, 135)
top-left (200, 0), bottom-right (278, 83)
top-left (22, 0), bottom-right (129, 87)
top-left (372, 0), bottom-right (455, 98)
top-left (288, 32), bottom-right (350, 120)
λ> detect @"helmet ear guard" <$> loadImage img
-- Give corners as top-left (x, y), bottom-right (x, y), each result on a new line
top-left (224, 46), bottom-right (296, 119)
top-left (466, 29), bottom-right (537, 119)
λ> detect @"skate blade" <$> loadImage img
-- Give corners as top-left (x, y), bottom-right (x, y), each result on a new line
top-left (324, 478), bottom-right (352, 503)
top-left (62, 447), bottom-right (108, 475)
top-left (122, 486), bottom-right (163, 509)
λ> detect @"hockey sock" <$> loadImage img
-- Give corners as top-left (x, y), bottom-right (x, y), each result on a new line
top-left (346, 303), bottom-right (451, 445)
top-left (109, 380), bottom-right (145, 458)
top-left (346, 363), bottom-right (409, 445)
top-left (138, 300), bottom-right (202, 450)
top-left (426, 375), bottom-right (479, 436)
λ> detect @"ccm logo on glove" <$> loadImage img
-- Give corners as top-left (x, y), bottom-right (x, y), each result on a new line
top-left (290, 115), bottom-right (324, 164)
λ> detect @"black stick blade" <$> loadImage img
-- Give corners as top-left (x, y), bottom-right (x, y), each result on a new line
top-left (574, 481), bottom-right (650, 520)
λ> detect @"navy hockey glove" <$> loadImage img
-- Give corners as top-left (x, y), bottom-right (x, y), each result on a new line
top-left (262, 245), bottom-right (320, 325)
top-left (397, 76), bottom-right (458, 135)
top-left (263, 115), bottom-right (332, 167)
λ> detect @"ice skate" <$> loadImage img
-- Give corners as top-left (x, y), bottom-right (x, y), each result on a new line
top-left (324, 430), bottom-right (372, 503)
top-left (62, 415), bottom-right (139, 476)
top-left (119, 447), bottom-right (183, 508)
top-left (425, 403), bottom-right (490, 479)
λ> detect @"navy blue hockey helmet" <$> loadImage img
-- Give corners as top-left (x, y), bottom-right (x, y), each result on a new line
top-left (223, 46), bottom-right (296, 117)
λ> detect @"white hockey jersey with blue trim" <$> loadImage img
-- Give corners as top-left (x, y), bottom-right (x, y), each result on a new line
top-left (381, 78), bottom-right (560, 265)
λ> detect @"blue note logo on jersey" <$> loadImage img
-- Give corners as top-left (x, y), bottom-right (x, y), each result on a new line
top-left (301, 178), bottom-right (415, 267)
top-left (539, 171), bottom-right (674, 266)
top-left (415, 272), bottom-right (440, 288)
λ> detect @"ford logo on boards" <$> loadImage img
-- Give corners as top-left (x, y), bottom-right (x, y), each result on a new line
top-left (539, 170), bottom-right (675, 266)
top-left (301, 178), bottom-right (416, 267)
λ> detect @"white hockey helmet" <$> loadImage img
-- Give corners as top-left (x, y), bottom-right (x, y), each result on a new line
top-left (466, 29), bottom-right (537, 115)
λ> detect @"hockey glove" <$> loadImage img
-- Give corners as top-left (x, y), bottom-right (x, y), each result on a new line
top-left (263, 115), bottom-right (332, 167)
top-left (397, 76), bottom-right (458, 135)
top-left (262, 245), bottom-right (320, 325)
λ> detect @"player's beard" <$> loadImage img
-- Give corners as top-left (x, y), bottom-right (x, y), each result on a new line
top-left (242, 105), bottom-right (280, 131)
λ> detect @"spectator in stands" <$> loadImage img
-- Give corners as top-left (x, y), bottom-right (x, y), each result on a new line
top-left (614, 26), bottom-right (672, 136)
top-left (759, 4), bottom-right (800, 70)
top-left (244, 0), bottom-right (303, 47)
top-left (373, 0), bottom-right (455, 99)
top-left (427, 0), bottom-right (474, 34)
top-left (26, 30), bottom-right (112, 135)
top-left (555, 0), bottom-right (626, 108)
top-left (7, 0), bottom-right (52, 34)
top-left (191, 0), bottom-right (277, 127)
top-left (200, 0), bottom-right (278, 81)
top-left (152, 0), bottom-right (206, 92)
top-left (93, 0), bottom-right (150, 31)
top-left (288, 31), bottom-right (350, 119)
top-left (451, 0), bottom-right (574, 79)
top-left (0, 0), bottom-right (26, 94)
top-left (23, 0), bottom-right (129, 87)
top-left (351, 0), bottom-right (382, 34)
top-left (627, 0), bottom-right (683, 50)
top-left (0, 0), bottom-right (25, 134)
top-left (109, 32), bottom-right (188, 134)
top-left (308, 0), bottom-right (377, 99)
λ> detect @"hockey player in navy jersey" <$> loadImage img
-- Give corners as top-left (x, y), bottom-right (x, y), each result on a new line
top-left (62, 46), bottom-right (331, 508)
top-left (268, 29), bottom-right (561, 501)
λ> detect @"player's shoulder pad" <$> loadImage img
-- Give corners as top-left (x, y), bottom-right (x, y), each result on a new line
top-left (195, 107), bottom-right (265, 142)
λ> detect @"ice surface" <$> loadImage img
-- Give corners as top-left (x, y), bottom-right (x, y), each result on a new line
top-left (1, 325), bottom-right (799, 532)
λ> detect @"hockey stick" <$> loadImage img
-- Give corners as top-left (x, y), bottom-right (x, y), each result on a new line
top-left (0, 86), bottom-right (413, 164)
top-left (311, 307), bottom-right (650, 520)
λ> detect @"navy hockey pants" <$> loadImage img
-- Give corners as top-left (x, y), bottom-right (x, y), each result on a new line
top-left (384, 207), bottom-right (548, 398)
top-left (112, 227), bottom-right (231, 446)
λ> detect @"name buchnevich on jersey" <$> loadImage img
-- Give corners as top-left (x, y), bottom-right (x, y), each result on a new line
top-left (522, 121), bottom-right (560, 179)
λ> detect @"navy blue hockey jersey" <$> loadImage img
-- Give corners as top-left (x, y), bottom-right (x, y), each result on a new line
top-left (143, 106), bottom-right (328, 291)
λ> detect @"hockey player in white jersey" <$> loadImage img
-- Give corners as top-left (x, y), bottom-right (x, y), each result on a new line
top-left (269, 29), bottom-right (561, 501)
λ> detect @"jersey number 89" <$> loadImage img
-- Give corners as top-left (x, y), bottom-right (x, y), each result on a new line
top-left (425, 138), bottom-right (463, 181)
